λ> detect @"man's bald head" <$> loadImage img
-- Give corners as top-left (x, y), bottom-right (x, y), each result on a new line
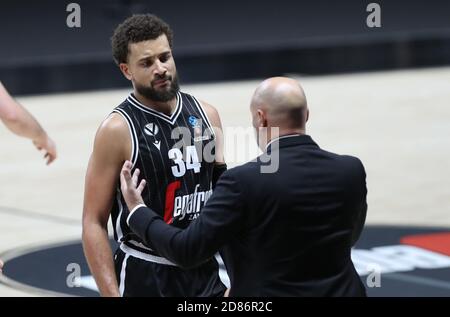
top-left (250, 77), bottom-right (308, 132)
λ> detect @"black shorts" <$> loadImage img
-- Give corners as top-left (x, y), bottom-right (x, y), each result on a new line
top-left (114, 247), bottom-right (226, 297)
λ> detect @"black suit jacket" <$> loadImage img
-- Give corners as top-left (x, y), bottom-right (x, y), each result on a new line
top-left (129, 135), bottom-right (367, 297)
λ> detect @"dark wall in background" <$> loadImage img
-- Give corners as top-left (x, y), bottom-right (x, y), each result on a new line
top-left (1, 0), bottom-right (450, 95)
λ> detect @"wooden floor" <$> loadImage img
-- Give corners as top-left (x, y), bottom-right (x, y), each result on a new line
top-left (1, 67), bottom-right (450, 296)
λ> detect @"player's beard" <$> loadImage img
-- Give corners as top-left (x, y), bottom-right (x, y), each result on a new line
top-left (135, 74), bottom-right (180, 102)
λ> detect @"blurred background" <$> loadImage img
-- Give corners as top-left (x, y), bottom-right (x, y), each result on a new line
top-left (1, 0), bottom-right (450, 297)
top-left (2, 0), bottom-right (450, 95)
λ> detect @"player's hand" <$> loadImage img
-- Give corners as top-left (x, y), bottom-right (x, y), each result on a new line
top-left (0, 259), bottom-right (4, 274)
top-left (33, 134), bottom-right (57, 165)
top-left (120, 160), bottom-right (146, 212)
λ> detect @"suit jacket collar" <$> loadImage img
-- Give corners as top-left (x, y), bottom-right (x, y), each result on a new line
top-left (266, 134), bottom-right (318, 153)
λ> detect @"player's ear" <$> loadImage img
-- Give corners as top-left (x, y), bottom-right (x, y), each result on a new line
top-left (119, 63), bottom-right (132, 81)
top-left (306, 108), bottom-right (309, 123)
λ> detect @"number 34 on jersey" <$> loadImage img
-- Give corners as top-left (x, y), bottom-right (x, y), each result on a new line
top-left (168, 145), bottom-right (201, 177)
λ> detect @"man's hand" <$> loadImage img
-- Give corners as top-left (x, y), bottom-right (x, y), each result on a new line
top-left (120, 160), bottom-right (146, 212)
top-left (0, 259), bottom-right (4, 274)
top-left (33, 134), bottom-right (57, 165)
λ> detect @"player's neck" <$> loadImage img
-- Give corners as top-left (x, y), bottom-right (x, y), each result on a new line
top-left (133, 91), bottom-right (177, 116)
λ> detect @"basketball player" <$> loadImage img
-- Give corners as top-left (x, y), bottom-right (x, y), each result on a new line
top-left (0, 81), bottom-right (57, 165)
top-left (82, 14), bottom-right (227, 297)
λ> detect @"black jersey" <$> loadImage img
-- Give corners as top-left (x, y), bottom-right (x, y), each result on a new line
top-left (111, 91), bottom-right (217, 265)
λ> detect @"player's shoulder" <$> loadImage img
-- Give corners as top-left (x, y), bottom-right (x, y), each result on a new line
top-left (95, 112), bottom-right (129, 144)
top-left (197, 99), bottom-right (217, 113)
top-left (197, 99), bottom-right (222, 127)
top-left (90, 112), bottom-right (131, 161)
top-left (181, 91), bottom-right (217, 116)
top-left (178, 90), bottom-right (216, 113)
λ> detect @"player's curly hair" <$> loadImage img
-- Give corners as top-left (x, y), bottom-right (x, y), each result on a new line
top-left (111, 14), bottom-right (174, 65)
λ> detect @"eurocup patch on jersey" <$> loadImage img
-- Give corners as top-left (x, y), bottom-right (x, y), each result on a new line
top-left (188, 115), bottom-right (212, 142)
top-left (188, 115), bottom-right (201, 128)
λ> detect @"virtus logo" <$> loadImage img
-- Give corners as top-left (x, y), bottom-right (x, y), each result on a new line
top-left (144, 123), bottom-right (161, 150)
top-left (144, 123), bottom-right (159, 137)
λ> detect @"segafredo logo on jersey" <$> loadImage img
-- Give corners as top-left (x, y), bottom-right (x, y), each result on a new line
top-left (353, 231), bottom-right (450, 276)
top-left (144, 123), bottom-right (161, 150)
top-left (173, 186), bottom-right (213, 222)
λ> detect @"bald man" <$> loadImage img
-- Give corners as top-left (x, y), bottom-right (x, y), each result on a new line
top-left (120, 77), bottom-right (368, 296)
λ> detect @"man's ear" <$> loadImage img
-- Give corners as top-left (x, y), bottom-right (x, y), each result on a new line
top-left (257, 109), bottom-right (268, 128)
top-left (306, 108), bottom-right (310, 123)
top-left (119, 63), bottom-right (132, 81)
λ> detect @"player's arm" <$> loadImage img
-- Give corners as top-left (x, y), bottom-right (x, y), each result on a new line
top-left (82, 114), bottom-right (130, 297)
top-left (200, 100), bottom-right (225, 164)
top-left (200, 101), bottom-right (227, 187)
top-left (0, 82), bottom-right (56, 165)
